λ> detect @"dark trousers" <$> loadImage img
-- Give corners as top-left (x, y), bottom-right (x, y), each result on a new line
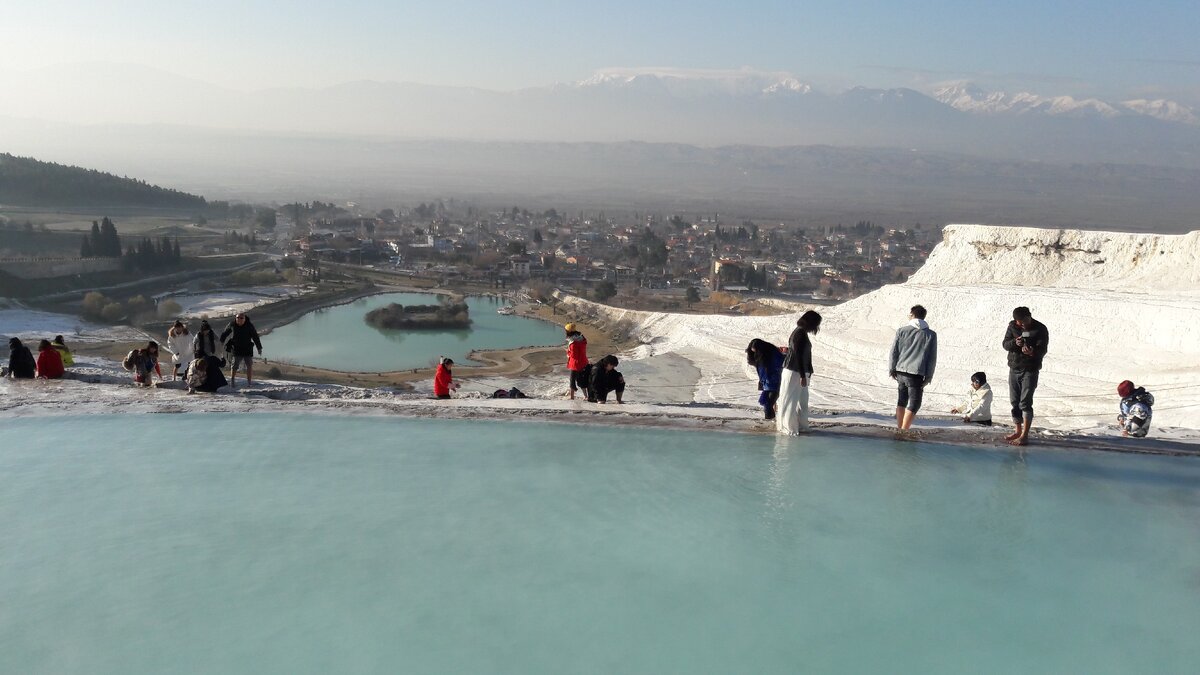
top-left (593, 378), bottom-right (625, 403)
top-left (760, 390), bottom-right (779, 419)
top-left (895, 372), bottom-right (926, 413)
top-left (570, 366), bottom-right (592, 397)
top-left (1009, 369), bottom-right (1039, 423)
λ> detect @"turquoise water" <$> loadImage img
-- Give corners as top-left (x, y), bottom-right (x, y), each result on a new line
top-left (264, 292), bottom-right (564, 371)
top-left (2, 415), bottom-right (1199, 674)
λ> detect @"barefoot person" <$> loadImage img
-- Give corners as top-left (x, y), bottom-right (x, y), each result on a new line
top-left (1002, 306), bottom-right (1049, 446)
top-left (777, 310), bottom-right (822, 435)
top-left (564, 323), bottom-right (590, 400)
top-left (165, 320), bottom-right (192, 381)
top-left (746, 338), bottom-right (784, 420)
top-left (220, 313), bottom-right (263, 388)
top-left (589, 354), bottom-right (625, 404)
top-left (888, 305), bottom-right (938, 431)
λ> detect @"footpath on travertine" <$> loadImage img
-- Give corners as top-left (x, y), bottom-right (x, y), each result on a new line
top-left (2, 360), bottom-right (1197, 458)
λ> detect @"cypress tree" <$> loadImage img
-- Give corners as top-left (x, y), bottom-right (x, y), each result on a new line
top-left (80, 235), bottom-right (93, 258)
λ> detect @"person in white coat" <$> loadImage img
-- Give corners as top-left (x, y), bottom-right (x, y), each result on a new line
top-left (951, 371), bottom-right (993, 425)
top-left (165, 320), bottom-right (192, 381)
top-left (777, 310), bottom-right (822, 435)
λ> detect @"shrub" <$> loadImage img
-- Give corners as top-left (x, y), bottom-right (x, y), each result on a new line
top-left (100, 302), bottom-right (125, 323)
top-left (81, 291), bottom-right (109, 319)
top-left (266, 366), bottom-right (282, 378)
top-left (157, 299), bottom-right (183, 319)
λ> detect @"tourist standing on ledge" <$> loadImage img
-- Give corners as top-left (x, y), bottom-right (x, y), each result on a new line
top-left (951, 372), bottom-right (993, 425)
top-left (166, 320), bottom-right (192, 381)
top-left (52, 335), bottom-right (74, 367)
top-left (433, 357), bottom-right (459, 399)
top-left (565, 322), bottom-right (590, 400)
top-left (5, 338), bottom-right (36, 379)
top-left (192, 320), bottom-right (219, 358)
top-left (220, 313), bottom-right (263, 388)
top-left (1002, 306), bottom-right (1049, 446)
top-left (777, 310), bottom-right (822, 435)
top-left (1116, 380), bottom-right (1154, 438)
top-left (35, 339), bottom-right (65, 379)
top-left (746, 338), bottom-right (784, 420)
top-left (888, 304), bottom-right (938, 431)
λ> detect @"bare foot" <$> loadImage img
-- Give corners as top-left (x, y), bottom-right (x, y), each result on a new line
top-left (1003, 431), bottom-right (1022, 441)
top-left (1009, 437), bottom-right (1028, 446)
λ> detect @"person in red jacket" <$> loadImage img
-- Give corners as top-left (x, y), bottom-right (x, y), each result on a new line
top-left (433, 357), bottom-right (458, 399)
top-left (564, 322), bottom-right (590, 400)
top-left (36, 339), bottom-right (65, 379)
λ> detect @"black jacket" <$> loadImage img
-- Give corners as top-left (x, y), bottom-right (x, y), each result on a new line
top-left (782, 327), bottom-right (814, 375)
top-left (1002, 318), bottom-right (1049, 371)
top-left (219, 320), bottom-right (262, 357)
top-left (8, 345), bottom-right (36, 378)
top-left (590, 366), bottom-right (624, 395)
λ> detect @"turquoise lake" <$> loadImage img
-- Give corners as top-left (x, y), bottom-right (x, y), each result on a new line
top-left (263, 292), bottom-right (564, 371)
top-left (2, 414), bottom-right (1198, 674)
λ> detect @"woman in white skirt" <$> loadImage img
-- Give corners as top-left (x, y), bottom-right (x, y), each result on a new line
top-left (165, 320), bottom-right (192, 381)
top-left (777, 310), bottom-right (822, 435)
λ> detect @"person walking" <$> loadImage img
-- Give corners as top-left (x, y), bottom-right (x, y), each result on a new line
top-left (51, 335), bottom-right (74, 367)
top-left (192, 320), bottom-right (219, 359)
top-left (888, 305), bottom-right (938, 431)
top-left (219, 313), bottom-right (263, 387)
top-left (777, 310), bottom-right (822, 435)
top-left (1002, 306), bottom-right (1049, 446)
top-left (35, 339), bottom-right (65, 379)
top-left (564, 322), bottom-right (590, 400)
top-left (122, 341), bottom-right (162, 387)
top-left (5, 338), bottom-right (36, 379)
top-left (433, 357), bottom-right (458, 399)
top-left (951, 372), bottom-right (993, 425)
top-left (165, 320), bottom-right (192, 380)
top-left (746, 338), bottom-right (784, 420)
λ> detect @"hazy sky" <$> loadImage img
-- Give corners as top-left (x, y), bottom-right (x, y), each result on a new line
top-left (3, 0), bottom-right (1199, 100)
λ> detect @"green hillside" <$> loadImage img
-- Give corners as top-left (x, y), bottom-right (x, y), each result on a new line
top-left (0, 153), bottom-right (206, 209)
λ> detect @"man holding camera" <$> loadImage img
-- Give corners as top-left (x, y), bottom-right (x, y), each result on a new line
top-left (1002, 306), bottom-right (1049, 446)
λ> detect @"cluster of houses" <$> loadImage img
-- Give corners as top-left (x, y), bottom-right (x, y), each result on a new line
top-left (279, 205), bottom-right (937, 300)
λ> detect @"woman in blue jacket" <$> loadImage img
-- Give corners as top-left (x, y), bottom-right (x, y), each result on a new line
top-left (746, 338), bottom-right (784, 420)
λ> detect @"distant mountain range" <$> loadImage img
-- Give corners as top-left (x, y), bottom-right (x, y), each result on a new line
top-left (2, 64), bottom-right (1199, 170)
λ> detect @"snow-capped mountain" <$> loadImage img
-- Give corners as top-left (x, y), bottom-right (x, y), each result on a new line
top-left (933, 82), bottom-right (1198, 124)
top-left (577, 68), bottom-right (812, 97)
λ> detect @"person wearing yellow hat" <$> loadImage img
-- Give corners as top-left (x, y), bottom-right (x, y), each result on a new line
top-left (565, 322), bottom-right (590, 400)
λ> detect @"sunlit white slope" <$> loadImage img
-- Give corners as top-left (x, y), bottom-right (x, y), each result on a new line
top-left (562, 225), bottom-right (1200, 436)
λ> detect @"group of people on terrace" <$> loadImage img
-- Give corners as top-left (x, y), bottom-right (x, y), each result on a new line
top-left (747, 305), bottom-right (1155, 442)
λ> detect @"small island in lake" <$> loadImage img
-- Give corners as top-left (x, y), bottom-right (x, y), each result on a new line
top-left (364, 299), bottom-right (471, 330)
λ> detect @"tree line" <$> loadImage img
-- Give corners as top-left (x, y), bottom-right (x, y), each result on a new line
top-left (0, 153), bottom-right (206, 208)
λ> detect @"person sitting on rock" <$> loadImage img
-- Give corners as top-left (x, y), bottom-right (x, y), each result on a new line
top-left (950, 371), bottom-right (993, 425)
top-left (36, 339), bottom-right (65, 379)
top-left (52, 335), bottom-right (74, 367)
top-left (1117, 380), bottom-right (1154, 438)
top-left (589, 354), bottom-right (625, 404)
top-left (5, 338), bottom-right (36, 379)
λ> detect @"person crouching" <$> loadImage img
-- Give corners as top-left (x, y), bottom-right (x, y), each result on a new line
top-left (434, 357), bottom-right (459, 399)
top-left (1117, 380), bottom-right (1154, 438)
top-left (746, 338), bottom-right (783, 420)
top-left (589, 354), bottom-right (625, 404)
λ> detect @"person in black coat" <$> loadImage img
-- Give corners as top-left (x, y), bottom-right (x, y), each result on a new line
top-left (589, 354), bottom-right (625, 404)
top-left (219, 313), bottom-right (263, 387)
top-left (1002, 306), bottom-right (1049, 446)
top-left (5, 337), bottom-right (36, 379)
